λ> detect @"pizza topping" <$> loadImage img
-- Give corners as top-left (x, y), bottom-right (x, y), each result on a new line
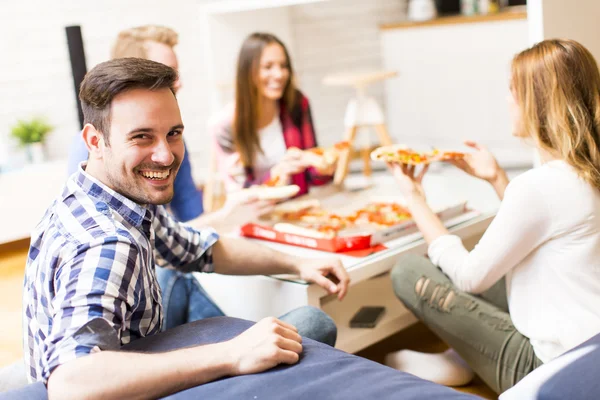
top-left (333, 141), bottom-right (350, 150)
top-left (433, 150), bottom-right (465, 161)
top-left (371, 145), bottom-right (466, 164)
top-left (307, 148), bottom-right (325, 156)
top-left (304, 141), bottom-right (351, 169)
top-left (262, 201), bottom-right (413, 236)
top-left (263, 176), bottom-right (281, 187)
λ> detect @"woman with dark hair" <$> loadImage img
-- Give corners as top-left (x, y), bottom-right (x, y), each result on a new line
top-left (211, 32), bottom-right (333, 195)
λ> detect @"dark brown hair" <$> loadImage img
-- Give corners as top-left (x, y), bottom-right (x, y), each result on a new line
top-left (233, 32), bottom-right (298, 168)
top-left (79, 57), bottom-right (178, 145)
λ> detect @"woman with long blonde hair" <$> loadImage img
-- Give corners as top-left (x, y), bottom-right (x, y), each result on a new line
top-left (211, 32), bottom-right (333, 194)
top-left (386, 39), bottom-right (600, 394)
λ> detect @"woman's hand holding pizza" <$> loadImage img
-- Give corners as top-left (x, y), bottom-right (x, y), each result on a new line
top-left (270, 148), bottom-right (314, 182)
top-left (387, 162), bottom-right (429, 204)
top-left (313, 161), bottom-right (336, 176)
top-left (271, 145), bottom-right (340, 180)
top-left (447, 141), bottom-right (510, 199)
top-left (447, 141), bottom-right (502, 183)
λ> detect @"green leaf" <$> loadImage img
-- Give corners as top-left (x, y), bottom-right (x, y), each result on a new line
top-left (10, 117), bottom-right (54, 146)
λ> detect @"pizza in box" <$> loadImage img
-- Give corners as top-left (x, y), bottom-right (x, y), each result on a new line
top-left (243, 198), bottom-right (468, 251)
top-left (258, 199), bottom-right (417, 239)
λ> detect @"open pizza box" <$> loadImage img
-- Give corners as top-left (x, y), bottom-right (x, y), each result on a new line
top-left (239, 198), bottom-right (470, 253)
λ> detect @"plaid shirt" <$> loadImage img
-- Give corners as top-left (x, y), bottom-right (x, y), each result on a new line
top-left (23, 165), bottom-right (218, 383)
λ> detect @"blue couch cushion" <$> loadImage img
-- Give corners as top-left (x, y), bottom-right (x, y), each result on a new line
top-left (1, 317), bottom-right (481, 399)
top-left (124, 316), bottom-right (480, 400)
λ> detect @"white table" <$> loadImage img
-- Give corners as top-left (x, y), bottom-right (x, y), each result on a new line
top-left (197, 171), bottom-right (498, 353)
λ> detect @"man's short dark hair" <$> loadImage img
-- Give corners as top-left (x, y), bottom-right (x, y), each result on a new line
top-left (79, 57), bottom-right (178, 145)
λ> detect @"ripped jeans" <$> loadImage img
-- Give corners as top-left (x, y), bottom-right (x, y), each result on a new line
top-left (391, 254), bottom-right (543, 394)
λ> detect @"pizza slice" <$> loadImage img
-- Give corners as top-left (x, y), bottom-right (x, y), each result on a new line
top-left (347, 202), bottom-right (412, 228)
top-left (370, 145), bottom-right (432, 165)
top-left (241, 184), bottom-right (300, 201)
top-left (264, 198), bottom-right (351, 238)
top-left (263, 175), bottom-right (284, 187)
top-left (303, 141), bottom-right (351, 170)
top-left (272, 211), bottom-right (349, 239)
top-left (428, 149), bottom-right (466, 161)
top-left (261, 199), bottom-right (322, 222)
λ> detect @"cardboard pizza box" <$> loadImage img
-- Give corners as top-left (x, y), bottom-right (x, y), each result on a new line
top-left (239, 201), bottom-right (469, 253)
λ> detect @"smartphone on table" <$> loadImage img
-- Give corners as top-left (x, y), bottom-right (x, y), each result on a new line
top-left (349, 306), bottom-right (386, 328)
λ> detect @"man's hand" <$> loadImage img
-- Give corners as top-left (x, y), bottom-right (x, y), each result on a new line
top-left (225, 317), bottom-right (303, 375)
top-left (221, 193), bottom-right (275, 222)
top-left (296, 258), bottom-right (350, 300)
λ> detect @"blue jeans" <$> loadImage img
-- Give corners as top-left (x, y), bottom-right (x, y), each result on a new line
top-left (155, 268), bottom-right (337, 347)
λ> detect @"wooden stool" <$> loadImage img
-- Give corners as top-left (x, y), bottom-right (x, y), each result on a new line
top-left (322, 70), bottom-right (397, 185)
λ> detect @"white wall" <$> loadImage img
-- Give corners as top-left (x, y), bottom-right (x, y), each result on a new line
top-left (0, 0), bottom-right (412, 242)
top-left (201, 6), bottom-right (296, 111)
top-left (289, 0), bottom-right (407, 147)
top-left (381, 18), bottom-right (532, 166)
top-left (201, 0), bottom-right (408, 148)
top-left (0, 0), bottom-right (407, 175)
top-left (0, 0), bottom-right (215, 165)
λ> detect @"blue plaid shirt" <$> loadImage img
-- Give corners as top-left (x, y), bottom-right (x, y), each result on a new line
top-left (23, 164), bottom-right (219, 383)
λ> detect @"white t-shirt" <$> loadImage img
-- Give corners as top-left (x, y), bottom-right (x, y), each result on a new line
top-left (428, 160), bottom-right (600, 363)
top-left (254, 112), bottom-right (287, 181)
top-left (214, 106), bottom-right (287, 192)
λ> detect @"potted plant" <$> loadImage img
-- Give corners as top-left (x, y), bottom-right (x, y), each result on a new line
top-left (10, 117), bottom-right (53, 164)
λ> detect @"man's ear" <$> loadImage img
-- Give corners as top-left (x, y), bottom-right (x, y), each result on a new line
top-left (82, 123), bottom-right (104, 159)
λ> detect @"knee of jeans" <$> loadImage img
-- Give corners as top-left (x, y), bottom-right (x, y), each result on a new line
top-left (289, 306), bottom-right (337, 347)
top-left (155, 267), bottom-right (184, 289)
top-left (413, 279), bottom-right (460, 313)
top-left (311, 307), bottom-right (337, 347)
top-left (391, 254), bottom-right (427, 298)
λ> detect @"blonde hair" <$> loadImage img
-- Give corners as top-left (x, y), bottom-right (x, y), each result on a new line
top-left (111, 25), bottom-right (178, 59)
top-left (512, 39), bottom-right (600, 188)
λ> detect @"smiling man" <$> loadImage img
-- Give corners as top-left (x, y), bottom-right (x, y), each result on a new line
top-left (81, 67), bottom-right (185, 205)
top-left (23, 58), bottom-right (349, 399)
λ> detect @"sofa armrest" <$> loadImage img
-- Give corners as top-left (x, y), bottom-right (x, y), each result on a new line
top-left (501, 332), bottom-right (600, 400)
